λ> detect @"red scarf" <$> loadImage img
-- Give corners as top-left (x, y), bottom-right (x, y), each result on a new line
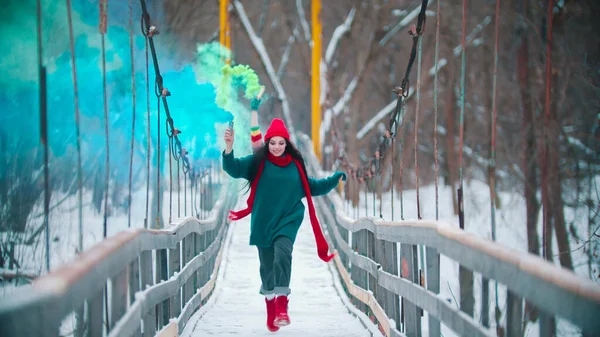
top-left (228, 152), bottom-right (334, 262)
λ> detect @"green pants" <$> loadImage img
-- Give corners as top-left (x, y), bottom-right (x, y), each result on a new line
top-left (257, 236), bottom-right (293, 296)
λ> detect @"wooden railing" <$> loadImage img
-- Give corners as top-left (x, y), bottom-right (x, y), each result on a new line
top-left (298, 133), bottom-right (600, 337)
top-left (0, 178), bottom-right (238, 337)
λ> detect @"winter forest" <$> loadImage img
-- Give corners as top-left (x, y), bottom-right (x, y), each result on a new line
top-left (1, 0), bottom-right (599, 336)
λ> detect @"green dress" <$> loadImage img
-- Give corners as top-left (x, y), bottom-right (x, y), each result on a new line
top-left (222, 150), bottom-right (345, 247)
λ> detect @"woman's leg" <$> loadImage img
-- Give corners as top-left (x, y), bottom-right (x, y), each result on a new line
top-left (257, 245), bottom-right (279, 331)
top-left (272, 236), bottom-right (294, 327)
top-left (273, 236), bottom-right (294, 295)
top-left (257, 245), bottom-right (275, 297)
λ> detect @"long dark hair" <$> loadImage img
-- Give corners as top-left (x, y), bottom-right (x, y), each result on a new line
top-left (245, 138), bottom-right (308, 187)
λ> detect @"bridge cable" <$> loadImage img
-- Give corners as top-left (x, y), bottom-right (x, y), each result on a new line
top-left (433, 0), bottom-right (440, 222)
top-left (177, 158), bottom-right (181, 218)
top-left (100, 0), bottom-right (109, 239)
top-left (156, 95), bottom-right (161, 228)
top-left (127, 0), bottom-right (137, 228)
top-left (99, 0), bottom-right (111, 331)
top-left (36, 0), bottom-right (50, 273)
top-left (391, 139), bottom-right (395, 221)
top-left (415, 19), bottom-right (424, 220)
top-left (66, 0), bottom-right (84, 250)
top-left (139, 0), bottom-right (197, 228)
top-left (184, 152), bottom-right (187, 217)
top-left (541, 0), bottom-right (554, 261)
top-left (457, 0), bottom-right (467, 230)
top-left (143, 16), bottom-right (150, 229)
top-left (192, 169), bottom-right (197, 218)
top-left (490, 0), bottom-right (501, 329)
top-left (414, 4), bottom-right (426, 288)
top-left (399, 103), bottom-right (406, 220)
top-left (169, 136), bottom-right (173, 223)
top-left (328, 0), bottom-right (428, 223)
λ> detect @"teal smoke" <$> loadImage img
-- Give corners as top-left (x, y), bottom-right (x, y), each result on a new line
top-left (0, 0), bottom-right (231, 193)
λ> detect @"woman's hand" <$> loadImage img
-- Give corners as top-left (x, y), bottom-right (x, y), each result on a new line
top-left (224, 128), bottom-right (234, 154)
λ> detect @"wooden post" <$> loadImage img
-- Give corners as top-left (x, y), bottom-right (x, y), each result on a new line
top-left (425, 247), bottom-right (440, 336)
top-left (140, 250), bottom-right (156, 337)
top-left (169, 243), bottom-right (181, 318)
top-left (400, 244), bottom-right (421, 336)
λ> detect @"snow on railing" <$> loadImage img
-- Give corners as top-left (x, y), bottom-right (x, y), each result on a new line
top-left (297, 132), bottom-right (600, 337)
top-left (0, 179), bottom-right (238, 337)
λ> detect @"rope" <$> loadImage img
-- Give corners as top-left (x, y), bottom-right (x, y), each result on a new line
top-left (541, 0), bottom-right (554, 260)
top-left (169, 137), bottom-right (173, 223)
top-left (491, 0), bottom-right (501, 329)
top-left (144, 23), bottom-right (150, 229)
top-left (127, 0), bottom-right (136, 228)
top-left (139, 0), bottom-right (197, 228)
top-left (99, 1), bottom-right (111, 331)
top-left (399, 104), bottom-right (406, 220)
top-left (36, 0), bottom-right (50, 273)
top-left (100, 0), bottom-right (109, 239)
top-left (327, 0), bottom-right (428, 224)
top-left (184, 162), bottom-right (187, 217)
top-left (433, 0), bottom-right (440, 221)
top-left (177, 160), bottom-right (181, 218)
top-left (66, 0), bottom-right (84, 248)
top-left (391, 139), bottom-right (395, 221)
top-left (457, 0), bottom-right (467, 230)
top-left (157, 96), bottom-right (161, 228)
top-left (415, 21), bottom-right (424, 220)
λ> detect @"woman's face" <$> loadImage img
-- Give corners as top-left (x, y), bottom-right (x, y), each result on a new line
top-left (268, 136), bottom-right (286, 157)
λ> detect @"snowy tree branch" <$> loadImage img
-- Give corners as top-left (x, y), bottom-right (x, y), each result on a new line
top-left (357, 16), bottom-right (492, 140)
top-left (233, 0), bottom-right (296, 142)
top-left (296, 0), bottom-right (311, 42)
top-left (320, 76), bottom-right (358, 146)
top-left (325, 7), bottom-right (356, 65)
top-left (379, 4), bottom-right (433, 47)
top-left (277, 30), bottom-right (296, 80)
top-left (318, 8), bottom-right (357, 146)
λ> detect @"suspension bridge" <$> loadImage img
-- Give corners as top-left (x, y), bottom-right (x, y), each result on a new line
top-left (1, 0), bottom-right (599, 337)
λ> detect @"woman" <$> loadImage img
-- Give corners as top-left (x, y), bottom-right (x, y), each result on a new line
top-left (222, 117), bottom-right (345, 332)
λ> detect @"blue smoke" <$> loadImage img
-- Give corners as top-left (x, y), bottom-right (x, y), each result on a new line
top-left (0, 0), bottom-right (233, 190)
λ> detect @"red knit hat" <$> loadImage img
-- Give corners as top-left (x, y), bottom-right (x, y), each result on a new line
top-left (264, 118), bottom-right (290, 141)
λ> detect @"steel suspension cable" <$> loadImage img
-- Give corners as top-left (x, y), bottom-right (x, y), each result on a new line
top-left (169, 137), bottom-right (173, 222)
top-left (491, 0), bottom-right (501, 329)
top-left (458, 0), bottom-right (467, 230)
top-left (541, 0), bottom-right (554, 260)
top-left (399, 104), bottom-right (407, 220)
top-left (433, 0), bottom-right (440, 221)
top-left (127, 0), bottom-right (137, 228)
top-left (415, 21), bottom-right (424, 220)
top-left (99, 0), bottom-right (111, 331)
top-left (156, 96), bottom-right (161, 228)
top-left (36, 0), bottom-right (50, 273)
top-left (100, 0), bottom-right (110, 239)
top-left (184, 161), bottom-right (187, 217)
top-left (177, 160), bottom-right (180, 218)
top-left (144, 23), bottom-right (150, 229)
top-left (66, 0), bottom-right (84, 248)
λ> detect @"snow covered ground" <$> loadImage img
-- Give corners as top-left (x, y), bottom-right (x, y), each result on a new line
top-left (340, 176), bottom-right (591, 337)
top-left (181, 195), bottom-right (382, 337)
top-left (1, 169), bottom-right (594, 336)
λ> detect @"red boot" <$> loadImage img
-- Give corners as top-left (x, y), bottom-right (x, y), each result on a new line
top-left (265, 298), bottom-right (279, 332)
top-left (274, 296), bottom-right (290, 327)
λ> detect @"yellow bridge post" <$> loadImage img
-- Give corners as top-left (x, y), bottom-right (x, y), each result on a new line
top-left (219, 0), bottom-right (230, 63)
top-left (311, 0), bottom-right (322, 162)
